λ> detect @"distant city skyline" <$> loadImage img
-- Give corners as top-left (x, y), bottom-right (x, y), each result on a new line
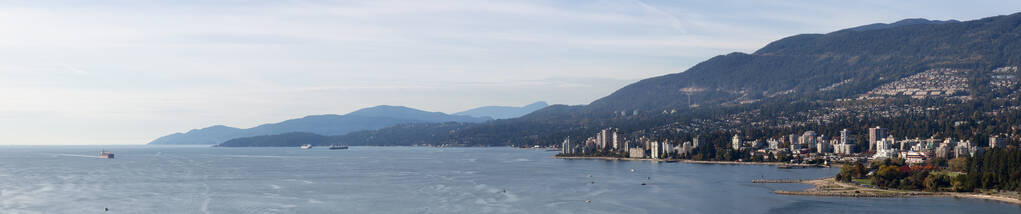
top-left (1, 1), bottom-right (1019, 145)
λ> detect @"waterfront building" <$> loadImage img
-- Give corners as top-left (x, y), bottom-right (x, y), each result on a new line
top-left (561, 137), bottom-right (574, 155)
top-left (663, 140), bottom-right (675, 158)
top-left (629, 147), bottom-right (646, 158)
top-left (732, 134), bottom-right (742, 150)
top-left (650, 140), bottom-right (661, 159)
top-left (869, 126), bottom-right (888, 153)
top-left (612, 130), bottom-right (621, 152)
top-left (621, 138), bottom-right (631, 154)
top-left (597, 129), bottom-right (609, 151)
top-left (681, 141), bottom-right (694, 154)
top-left (584, 137), bottom-right (597, 154)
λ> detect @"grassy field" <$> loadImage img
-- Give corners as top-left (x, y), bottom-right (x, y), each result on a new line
top-left (930, 170), bottom-right (965, 177)
top-left (852, 178), bottom-right (872, 186)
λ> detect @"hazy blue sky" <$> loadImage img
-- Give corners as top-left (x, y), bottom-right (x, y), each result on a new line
top-left (1, 1), bottom-right (1019, 145)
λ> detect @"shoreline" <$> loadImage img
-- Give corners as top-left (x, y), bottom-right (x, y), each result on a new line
top-left (558, 156), bottom-right (1021, 205)
top-left (553, 156), bottom-right (822, 167)
top-left (774, 177), bottom-right (1021, 205)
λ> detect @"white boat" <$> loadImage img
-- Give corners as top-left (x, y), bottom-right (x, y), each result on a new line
top-left (300, 144), bottom-right (312, 150)
top-left (98, 150), bottom-right (114, 159)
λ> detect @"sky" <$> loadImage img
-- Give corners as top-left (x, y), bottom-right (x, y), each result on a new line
top-left (1, 0), bottom-right (1019, 145)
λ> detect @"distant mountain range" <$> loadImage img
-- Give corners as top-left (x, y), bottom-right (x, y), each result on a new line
top-left (149, 102), bottom-right (549, 145)
top-left (454, 101), bottom-right (548, 119)
top-left (147, 105), bottom-right (488, 145)
top-left (249, 12), bottom-right (1021, 148)
top-left (213, 12), bottom-right (1021, 148)
top-left (580, 14), bottom-right (1019, 113)
top-left (218, 132), bottom-right (332, 147)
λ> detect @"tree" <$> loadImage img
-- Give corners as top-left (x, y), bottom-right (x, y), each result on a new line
top-left (951, 174), bottom-right (973, 192)
top-left (873, 165), bottom-right (904, 188)
top-left (949, 157), bottom-right (969, 172)
top-left (924, 174), bottom-right (948, 191)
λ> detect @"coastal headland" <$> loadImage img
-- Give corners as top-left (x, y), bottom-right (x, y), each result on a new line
top-left (772, 177), bottom-right (1021, 205)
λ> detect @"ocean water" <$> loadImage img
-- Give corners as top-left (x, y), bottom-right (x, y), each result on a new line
top-left (0, 146), bottom-right (1017, 214)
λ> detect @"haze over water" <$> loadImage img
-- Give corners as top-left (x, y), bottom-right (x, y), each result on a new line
top-left (0, 146), bottom-right (1017, 213)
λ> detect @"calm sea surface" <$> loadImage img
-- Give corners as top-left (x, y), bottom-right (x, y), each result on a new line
top-left (0, 146), bottom-right (1018, 214)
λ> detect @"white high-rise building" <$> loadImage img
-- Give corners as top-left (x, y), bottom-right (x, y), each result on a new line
top-left (732, 134), bottom-right (742, 150)
top-left (612, 130), bottom-right (621, 151)
top-left (650, 140), bottom-right (661, 159)
top-left (872, 137), bottom-right (898, 160)
top-left (561, 137), bottom-right (573, 155)
top-left (840, 129), bottom-right (851, 145)
top-left (954, 140), bottom-right (976, 158)
top-left (869, 126), bottom-right (888, 153)
top-left (597, 129), bottom-right (609, 150)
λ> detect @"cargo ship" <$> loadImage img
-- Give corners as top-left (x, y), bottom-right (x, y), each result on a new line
top-left (98, 150), bottom-right (115, 159)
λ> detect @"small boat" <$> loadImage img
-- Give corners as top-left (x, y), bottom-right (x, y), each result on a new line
top-left (98, 150), bottom-right (114, 159)
top-left (300, 144), bottom-right (312, 150)
top-left (329, 144), bottom-right (349, 150)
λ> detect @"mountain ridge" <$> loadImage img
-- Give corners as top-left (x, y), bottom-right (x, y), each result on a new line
top-left (211, 13), bottom-right (1021, 148)
top-left (311, 13), bottom-right (1021, 147)
top-left (454, 101), bottom-right (549, 119)
top-left (147, 105), bottom-right (490, 145)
